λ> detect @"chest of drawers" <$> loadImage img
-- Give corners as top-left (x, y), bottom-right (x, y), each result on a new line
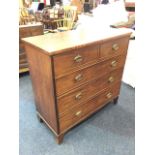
top-left (19, 23), bottom-right (43, 73)
top-left (22, 28), bottom-right (131, 144)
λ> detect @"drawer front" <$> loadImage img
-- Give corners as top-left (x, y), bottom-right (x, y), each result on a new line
top-left (19, 63), bottom-right (29, 69)
top-left (19, 42), bottom-right (25, 53)
top-left (100, 37), bottom-right (129, 59)
top-left (19, 26), bottom-right (43, 38)
top-left (59, 82), bottom-right (121, 133)
top-left (53, 45), bottom-right (99, 77)
top-left (30, 26), bottom-right (43, 36)
top-left (19, 58), bottom-right (27, 64)
top-left (19, 52), bottom-right (26, 59)
top-left (56, 55), bottom-right (126, 95)
top-left (19, 28), bottom-right (32, 38)
top-left (57, 68), bottom-right (123, 116)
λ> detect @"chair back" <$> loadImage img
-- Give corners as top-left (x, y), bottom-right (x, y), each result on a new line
top-left (52, 5), bottom-right (78, 31)
top-left (20, 7), bottom-right (29, 17)
top-left (19, 7), bottom-right (35, 25)
top-left (63, 6), bottom-right (77, 20)
top-left (63, 6), bottom-right (78, 29)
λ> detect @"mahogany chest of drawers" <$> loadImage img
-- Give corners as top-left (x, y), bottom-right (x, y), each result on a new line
top-left (19, 23), bottom-right (43, 73)
top-left (22, 28), bottom-right (131, 144)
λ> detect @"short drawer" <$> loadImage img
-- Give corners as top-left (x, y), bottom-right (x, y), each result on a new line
top-left (55, 55), bottom-right (126, 95)
top-left (100, 37), bottom-right (129, 59)
top-left (59, 82), bottom-right (121, 133)
top-left (53, 45), bottom-right (99, 77)
top-left (57, 68), bottom-right (123, 116)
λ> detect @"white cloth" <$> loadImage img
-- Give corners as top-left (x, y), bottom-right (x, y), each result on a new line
top-left (77, 0), bottom-right (128, 30)
top-left (92, 1), bottom-right (128, 26)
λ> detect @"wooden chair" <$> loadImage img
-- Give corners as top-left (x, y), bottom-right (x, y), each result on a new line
top-left (54, 6), bottom-right (78, 32)
top-left (19, 7), bottom-right (36, 25)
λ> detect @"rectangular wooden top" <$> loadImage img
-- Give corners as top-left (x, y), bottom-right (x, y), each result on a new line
top-left (22, 28), bottom-right (132, 56)
top-left (19, 22), bottom-right (43, 28)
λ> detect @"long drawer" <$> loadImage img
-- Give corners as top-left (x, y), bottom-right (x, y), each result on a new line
top-left (59, 82), bottom-right (121, 133)
top-left (53, 45), bottom-right (99, 77)
top-left (57, 68), bottom-right (123, 116)
top-left (55, 55), bottom-right (126, 95)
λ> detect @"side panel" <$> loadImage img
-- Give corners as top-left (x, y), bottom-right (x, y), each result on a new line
top-left (24, 44), bottom-right (58, 134)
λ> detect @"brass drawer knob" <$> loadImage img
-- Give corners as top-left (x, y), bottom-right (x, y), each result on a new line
top-left (108, 76), bottom-right (114, 83)
top-left (75, 110), bottom-right (82, 116)
top-left (75, 92), bottom-right (82, 100)
top-left (75, 74), bottom-right (83, 81)
top-left (74, 54), bottom-right (83, 63)
top-left (111, 60), bottom-right (117, 67)
top-left (112, 43), bottom-right (119, 51)
top-left (106, 93), bottom-right (112, 99)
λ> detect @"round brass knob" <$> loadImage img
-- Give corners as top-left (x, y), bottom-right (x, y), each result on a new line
top-left (112, 44), bottom-right (119, 51)
top-left (74, 54), bottom-right (83, 63)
